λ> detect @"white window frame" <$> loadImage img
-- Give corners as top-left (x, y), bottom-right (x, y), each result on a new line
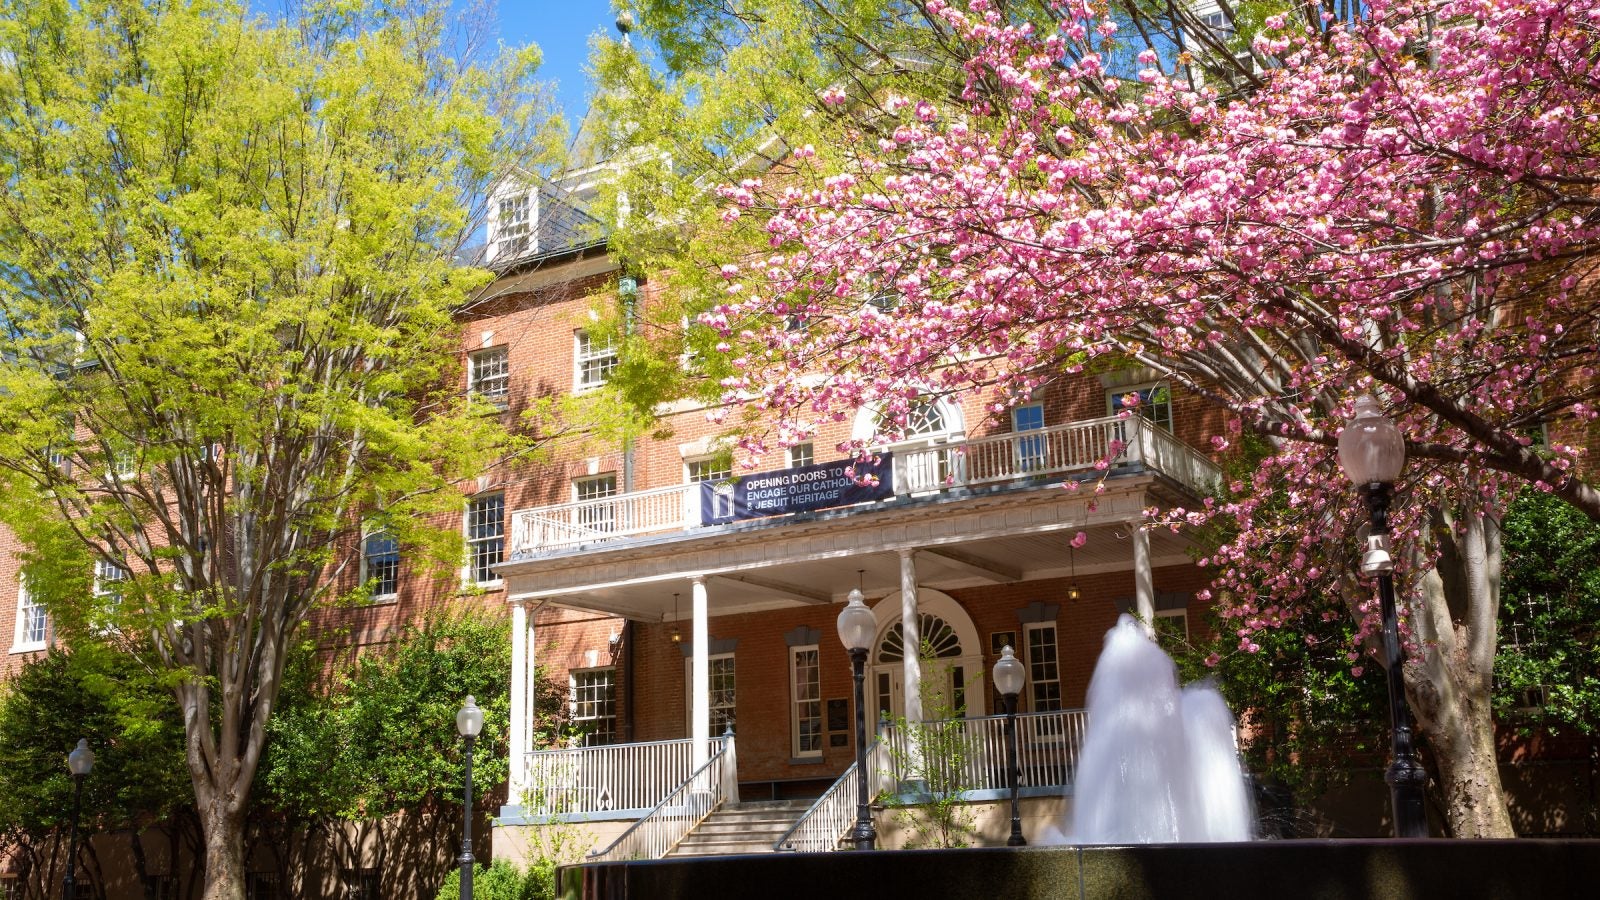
top-left (684, 653), bottom-right (737, 735)
top-left (360, 528), bottom-right (400, 602)
top-left (790, 645), bottom-right (823, 758)
top-left (685, 456), bottom-right (732, 484)
top-left (571, 666), bottom-right (618, 747)
top-left (492, 190), bottom-right (533, 261)
top-left (11, 579), bottom-right (47, 654)
top-left (788, 443), bottom-right (815, 468)
top-left (575, 330), bottom-right (618, 390)
top-left (574, 473), bottom-right (618, 533)
top-left (1154, 608), bottom-right (1189, 645)
top-left (468, 346), bottom-right (510, 408)
top-left (1023, 622), bottom-right (1062, 714)
top-left (464, 493), bottom-right (504, 586)
top-left (1012, 403), bottom-right (1046, 471)
top-left (1107, 382), bottom-right (1173, 433)
top-left (92, 558), bottom-right (127, 600)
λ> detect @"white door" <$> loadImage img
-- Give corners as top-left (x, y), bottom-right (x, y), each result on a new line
top-left (870, 666), bottom-right (904, 727)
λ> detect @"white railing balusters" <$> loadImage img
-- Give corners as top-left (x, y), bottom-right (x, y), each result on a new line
top-left (509, 418), bottom-right (1222, 556)
top-left (777, 709), bottom-right (1088, 852)
top-left (521, 737), bottom-right (712, 817)
top-left (589, 735), bottom-right (737, 861)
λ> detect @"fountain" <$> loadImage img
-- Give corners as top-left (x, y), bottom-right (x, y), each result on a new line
top-left (557, 614), bottom-right (1598, 899)
top-left (1071, 615), bottom-right (1253, 843)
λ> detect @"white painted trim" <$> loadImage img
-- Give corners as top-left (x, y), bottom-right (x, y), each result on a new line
top-left (9, 579), bottom-right (46, 654)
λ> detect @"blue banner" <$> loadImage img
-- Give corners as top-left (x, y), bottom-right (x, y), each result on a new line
top-left (700, 454), bottom-right (895, 525)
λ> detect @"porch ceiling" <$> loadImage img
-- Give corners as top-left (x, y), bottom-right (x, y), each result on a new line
top-left (502, 478), bottom-right (1201, 623)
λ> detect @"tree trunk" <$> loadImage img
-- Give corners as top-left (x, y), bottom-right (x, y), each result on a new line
top-left (1407, 664), bottom-right (1513, 836)
top-left (196, 798), bottom-right (246, 900)
top-left (1406, 506), bottom-right (1515, 837)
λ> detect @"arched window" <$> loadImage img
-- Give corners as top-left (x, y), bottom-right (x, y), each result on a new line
top-left (876, 613), bottom-right (964, 663)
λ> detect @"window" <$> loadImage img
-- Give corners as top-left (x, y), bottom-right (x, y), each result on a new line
top-left (468, 347), bottom-right (510, 407)
top-left (1025, 623), bottom-right (1062, 714)
top-left (790, 646), bottom-right (822, 757)
top-left (1108, 383), bottom-right (1173, 432)
top-left (11, 580), bottom-right (47, 652)
top-left (362, 530), bottom-right (400, 600)
top-left (686, 457), bottom-right (731, 484)
top-left (245, 873), bottom-right (279, 900)
top-left (1154, 609), bottom-right (1189, 650)
top-left (575, 474), bottom-right (617, 533)
top-left (1012, 404), bottom-right (1046, 471)
top-left (685, 654), bottom-right (737, 735)
top-left (575, 330), bottom-right (618, 389)
top-left (496, 193), bottom-right (531, 257)
top-left (341, 868), bottom-right (380, 900)
top-left (788, 443), bottom-right (815, 468)
top-left (93, 558), bottom-right (127, 599)
top-left (465, 494), bottom-right (504, 585)
top-left (572, 668), bottom-right (617, 746)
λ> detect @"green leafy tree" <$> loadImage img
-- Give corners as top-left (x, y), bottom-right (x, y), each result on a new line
top-left (256, 611), bottom-right (571, 898)
top-left (0, 1), bottom-right (561, 895)
top-left (1495, 490), bottom-right (1600, 736)
top-left (0, 643), bottom-right (191, 899)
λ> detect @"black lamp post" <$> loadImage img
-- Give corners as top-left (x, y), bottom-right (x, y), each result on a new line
top-left (836, 588), bottom-right (878, 851)
top-left (456, 696), bottom-right (485, 898)
top-left (64, 738), bottom-right (94, 900)
top-left (992, 646), bottom-right (1027, 846)
top-left (1338, 395), bottom-right (1428, 838)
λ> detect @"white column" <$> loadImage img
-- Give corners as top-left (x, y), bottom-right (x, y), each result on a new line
top-left (898, 549), bottom-right (922, 725)
top-left (508, 600), bottom-right (530, 808)
top-left (1131, 521), bottom-right (1155, 636)
top-left (691, 575), bottom-right (711, 767)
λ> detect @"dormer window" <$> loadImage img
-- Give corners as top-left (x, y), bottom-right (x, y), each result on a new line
top-left (494, 192), bottom-right (532, 260)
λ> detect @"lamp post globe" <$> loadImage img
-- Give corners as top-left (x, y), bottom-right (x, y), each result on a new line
top-left (837, 588), bottom-right (877, 850)
top-left (992, 647), bottom-right (1027, 846)
top-left (64, 738), bottom-right (94, 900)
top-left (457, 696), bottom-right (485, 899)
top-left (1339, 397), bottom-right (1427, 839)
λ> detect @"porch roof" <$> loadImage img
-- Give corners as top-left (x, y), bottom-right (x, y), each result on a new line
top-left (497, 417), bottom-right (1220, 622)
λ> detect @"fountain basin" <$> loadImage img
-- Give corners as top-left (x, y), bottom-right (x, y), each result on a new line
top-left (557, 840), bottom-right (1600, 900)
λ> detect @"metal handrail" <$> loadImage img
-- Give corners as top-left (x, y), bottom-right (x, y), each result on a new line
top-left (587, 736), bottom-right (738, 861)
top-left (771, 737), bottom-right (891, 852)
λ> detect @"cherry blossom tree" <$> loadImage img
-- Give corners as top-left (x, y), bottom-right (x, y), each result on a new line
top-left (704, 0), bottom-right (1600, 835)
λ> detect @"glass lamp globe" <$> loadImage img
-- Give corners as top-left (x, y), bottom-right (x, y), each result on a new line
top-left (66, 738), bottom-right (95, 777)
top-left (993, 646), bottom-right (1026, 697)
top-left (1337, 396), bottom-right (1406, 486)
top-left (836, 588), bottom-right (876, 652)
top-left (456, 696), bottom-right (485, 738)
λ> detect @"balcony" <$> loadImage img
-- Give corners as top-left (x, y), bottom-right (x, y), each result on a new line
top-left (509, 416), bottom-right (1219, 559)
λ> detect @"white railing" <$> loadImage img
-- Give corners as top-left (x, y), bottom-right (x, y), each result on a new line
top-left (773, 738), bottom-right (896, 852)
top-left (509, 417), bottom-right (1222, 556)
top-left (588, 736), bottom-right (739, 861)
top-left (1130, 420), bottom-right (1225, 498)
top-left (509, 482), bottom-right (698, 555)
top-left (777, 709), bottom-right (1088, 853)
top-left (522, 737), bottom-right (719, 818)
top-left (878, 708), bottom-right (1089, 797)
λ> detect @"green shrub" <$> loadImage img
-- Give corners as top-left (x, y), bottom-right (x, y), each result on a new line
top-left (434, 859), bottom-right (542, 900)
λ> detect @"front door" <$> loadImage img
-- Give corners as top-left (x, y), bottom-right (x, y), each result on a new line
top-left (870, 667), bottom-right (904, 729)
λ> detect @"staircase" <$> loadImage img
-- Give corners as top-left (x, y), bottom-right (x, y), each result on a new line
top-left (665, 800), bottom-right (811, 857)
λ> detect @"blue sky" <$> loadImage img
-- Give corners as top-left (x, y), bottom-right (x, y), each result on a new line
top-left (473, 0), bottom-right (633, 138)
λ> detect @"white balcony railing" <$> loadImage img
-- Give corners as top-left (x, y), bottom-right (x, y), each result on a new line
top-left (588, 735), bottom-right (739, 861)
top-left (521, 737), bottom-right (722, 818)
top-left (510, 416), bottom-right (1221, 557)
